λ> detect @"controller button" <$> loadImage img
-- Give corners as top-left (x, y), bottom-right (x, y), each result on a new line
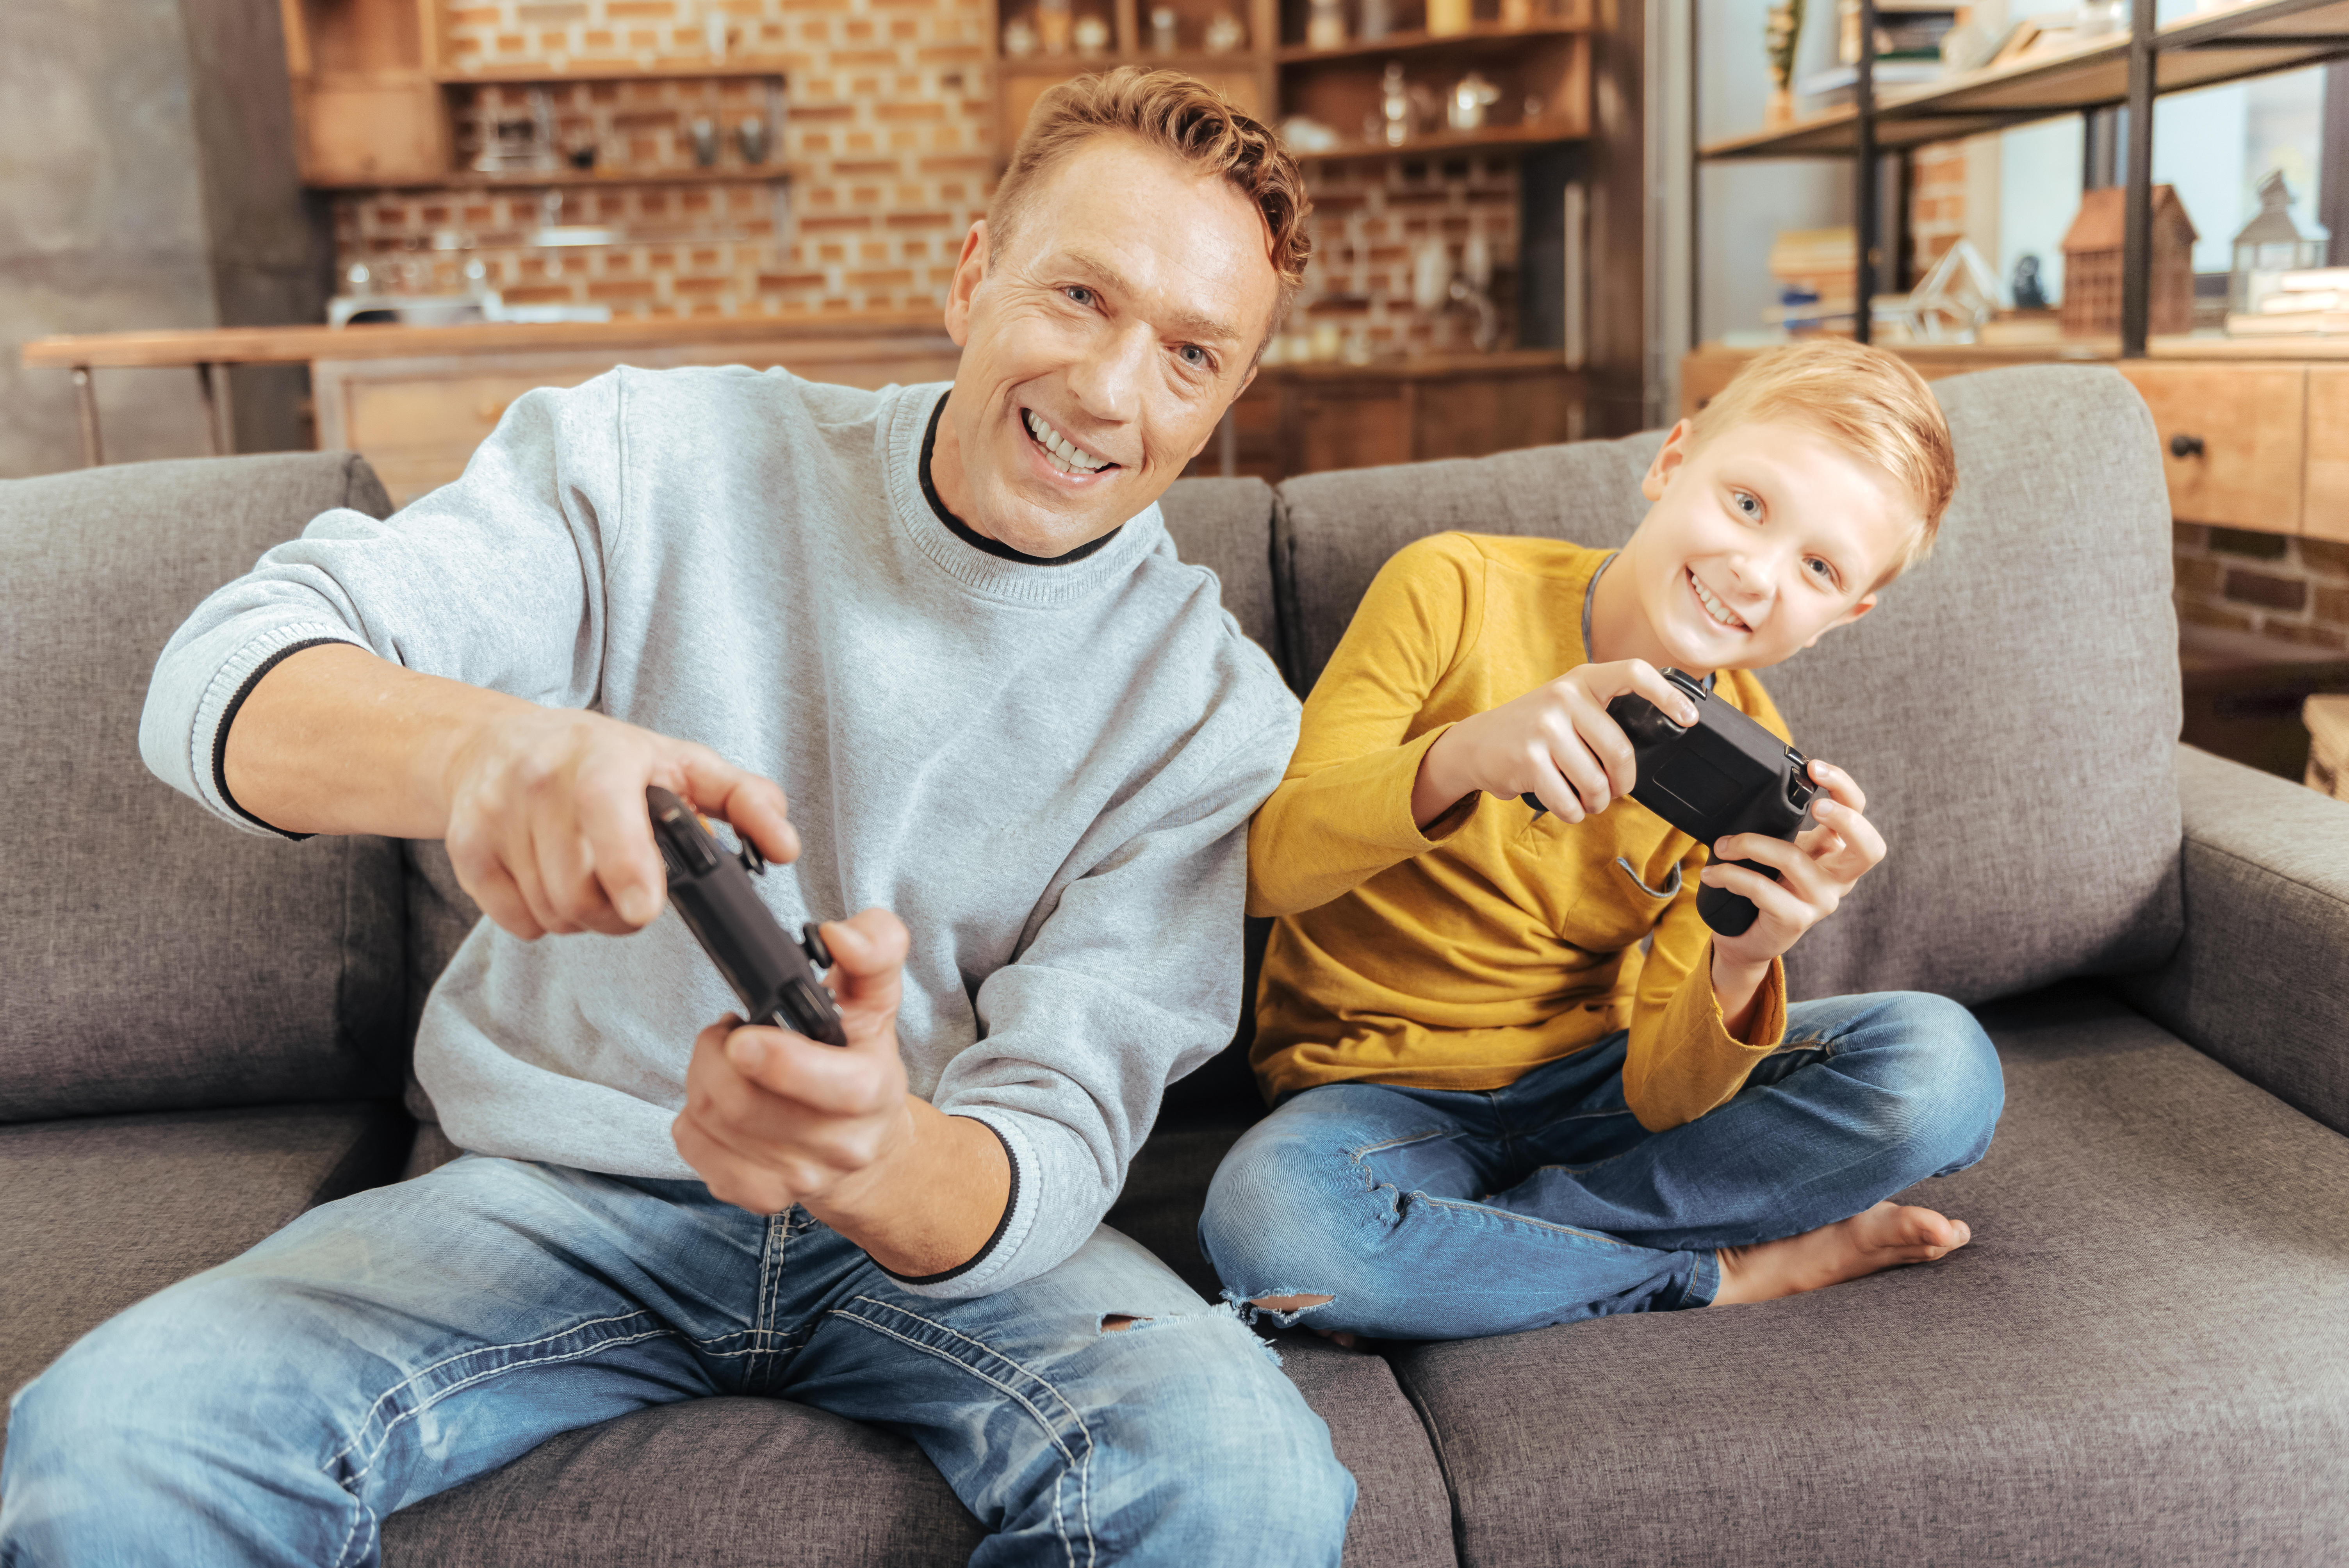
top-left (799, 922), bottom-right (832, 971)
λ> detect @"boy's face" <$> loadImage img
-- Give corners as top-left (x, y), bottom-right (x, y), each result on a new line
top-left (1618, 415), bottom-right (1919, 672)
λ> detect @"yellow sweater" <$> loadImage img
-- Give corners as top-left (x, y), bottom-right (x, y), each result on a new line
top-left (1248, 533), bottom-right (1790, 1131)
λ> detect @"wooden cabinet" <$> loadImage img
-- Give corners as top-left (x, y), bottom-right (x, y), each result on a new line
top-left (1188, 349), bottom-right (1583, 482)
top-left (2116, 362), bottom-right (2306, 533)
top-left (2301, 367), bottom-right (2349, 543)
top-left (311, 332), bottom-right (962, 507)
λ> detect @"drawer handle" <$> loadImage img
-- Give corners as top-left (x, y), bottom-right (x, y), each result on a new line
top-left (2170, 433), bottom-right (2206, 459)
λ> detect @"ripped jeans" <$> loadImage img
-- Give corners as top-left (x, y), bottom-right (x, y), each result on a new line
top-left (1199, 991), bottom-right (2004, 1341)
top-left (0, 1155), bottom-right (1353, 1568)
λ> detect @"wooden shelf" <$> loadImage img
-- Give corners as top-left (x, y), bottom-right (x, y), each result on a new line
top-left (1274, 21), bottom-right (1586, 67)
top-left (995, 50), bottom-right (1253, 76)
top-left (309, 164), bottom-right (799, 192)
top-left (21, 312), bottom-right (953, 370)
top-left (1295, 116), bottom-right (1585, 162)
top-left (1701, 0), bottom-right (2349, 160)
top-left (432, 60), bottom-right (791, 84)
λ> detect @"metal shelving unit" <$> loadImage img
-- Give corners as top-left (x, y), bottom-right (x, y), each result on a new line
top-left (1694, 0), bottom-right (2349, 353)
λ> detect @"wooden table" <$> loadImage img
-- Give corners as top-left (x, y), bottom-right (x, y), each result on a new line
top-left (20, 315), bottom-right (962, 503)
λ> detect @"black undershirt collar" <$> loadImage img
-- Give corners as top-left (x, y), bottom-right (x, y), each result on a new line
top-left (918, 391), bottom-right (1121, 567)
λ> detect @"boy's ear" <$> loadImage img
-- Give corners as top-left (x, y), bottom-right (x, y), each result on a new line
top-left (1804, 593), bottom-right (1877, 647)
top-left (1640, 419), bottom-right (1697, 502)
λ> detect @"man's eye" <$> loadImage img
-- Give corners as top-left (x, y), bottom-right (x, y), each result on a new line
top-left (1064, 286), bottom-right (1096, 307)
top-left (1177, 344), bottom-right (1212, 369)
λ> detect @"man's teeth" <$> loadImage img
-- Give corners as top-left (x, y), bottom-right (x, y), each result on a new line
top-left (1690, 570), bottom-right (1748, 631)
top-left (1025, 410), bottom-right (1112, 474)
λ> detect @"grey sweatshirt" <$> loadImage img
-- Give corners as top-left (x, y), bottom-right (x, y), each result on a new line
top-left (141, 368), bottom-right (1300, 1297)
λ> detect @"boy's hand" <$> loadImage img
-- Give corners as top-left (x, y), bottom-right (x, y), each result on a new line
top-left (1705, 759), bottom-right (1885, 973)
top-left (1412, 660), bottom-right (1701, 829)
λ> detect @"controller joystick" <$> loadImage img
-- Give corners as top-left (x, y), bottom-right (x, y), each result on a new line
top-left (646, 785), bottom-right (848, 1047)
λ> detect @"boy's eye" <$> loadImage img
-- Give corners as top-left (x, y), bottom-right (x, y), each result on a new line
top-left (1731, 490), bottom-right (1761, 519)
top-left (1805, 556), bottom-right (1840, 588)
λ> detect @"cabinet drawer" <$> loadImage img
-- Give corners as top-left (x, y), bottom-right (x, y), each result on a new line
top-left (2300, 367), bottom-right (2349, 543)
top-left (2117, 363), bottom-right (2304, 531)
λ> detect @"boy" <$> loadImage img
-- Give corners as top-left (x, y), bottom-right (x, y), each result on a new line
top-left (1199, 339), bottom-right (2005, 1340)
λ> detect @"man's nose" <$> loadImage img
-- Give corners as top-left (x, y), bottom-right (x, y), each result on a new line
top-left (1064, 319), bottom-right (1151, 428)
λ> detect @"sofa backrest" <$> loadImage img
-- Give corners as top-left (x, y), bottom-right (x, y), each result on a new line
top-left (1274, 364), bottom-right (2185, 1007)
top-left (0, 453), bottom-right (410, 1122)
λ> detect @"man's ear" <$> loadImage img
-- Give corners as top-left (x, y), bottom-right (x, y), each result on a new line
top-left (942, 220), bottom-right (991, 348)
top-left (1804, 593), bottom-right (1877, 647)
top-left (1641, 419), bottom-right (1696, 502)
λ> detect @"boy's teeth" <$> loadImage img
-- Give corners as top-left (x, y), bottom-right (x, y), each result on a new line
top-left (1691, 570), bottom-right (1747, 630)
top-left (1026, 409), bottom-right (1109, 472)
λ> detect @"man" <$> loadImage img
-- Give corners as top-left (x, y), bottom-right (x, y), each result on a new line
top-left (0, 69), bottom-right (1353, 1567)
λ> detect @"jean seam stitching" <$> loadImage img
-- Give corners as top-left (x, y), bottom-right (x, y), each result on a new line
top-left (827, 1298), bottom-right (1094, 1568)
top-left (322, 1316), bottom-right (678, 1568)
top-left (1346, 1127), bottom-right (1456, 1159)
top-left (1408, 1191), bottom-right (1643, 1251)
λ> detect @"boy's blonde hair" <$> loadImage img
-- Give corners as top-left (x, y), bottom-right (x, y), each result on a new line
top-left (990, 68), bottom-right (1313, 332)
top-left (1693, 338), bottom-right (1956, 579)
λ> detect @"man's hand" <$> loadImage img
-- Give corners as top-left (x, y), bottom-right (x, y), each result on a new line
top-left (440, 705), bottom-right (798, 941)
top-left (221, 643), bottom-right (797, 941)
top-left (1411, 659), bottom-right (1700, 829)
top-left (673, 909), bottom-right (915, 1214)
top-left (1706, 760), bottom-right (1886, 1030)
top-left (670, 911), bottom-right (1011, 1275)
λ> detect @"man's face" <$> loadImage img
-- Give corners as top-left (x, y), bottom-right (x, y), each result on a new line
top-left (1619, 416), bottom-right (1918, 672)
top-left (932, 134), bottom-right (1281, 557)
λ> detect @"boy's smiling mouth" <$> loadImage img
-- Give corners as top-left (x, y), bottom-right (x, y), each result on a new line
top-left (1687, 567), bottom-right (1751, 633)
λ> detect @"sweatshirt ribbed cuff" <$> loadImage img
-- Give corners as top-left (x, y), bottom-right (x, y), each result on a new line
top-left (875, 1110), bottom-right (1039, 1297)
top-left (188, 622), bottom-right (364, 838)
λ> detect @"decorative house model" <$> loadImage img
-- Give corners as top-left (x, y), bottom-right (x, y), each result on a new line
top-left (2059, 184), bottom-right (2196, 337)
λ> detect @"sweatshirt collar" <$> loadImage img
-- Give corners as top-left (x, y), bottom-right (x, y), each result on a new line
top-left (889, 385), bottom-right (1164, 607)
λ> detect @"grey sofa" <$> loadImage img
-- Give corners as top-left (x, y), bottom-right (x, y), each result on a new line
top-left (4, 364), bottom-right (2345, 1566)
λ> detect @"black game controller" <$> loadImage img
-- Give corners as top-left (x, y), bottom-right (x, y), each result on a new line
top-left (647, 785), bottom-right (848, 1047)
top-left (1520, 669), bottom-right (1818, 937)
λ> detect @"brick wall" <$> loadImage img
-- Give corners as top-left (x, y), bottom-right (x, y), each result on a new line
top-left (1296, 155), bottom-right (1520, 357)
top-left (336, 0), bottom-right (994, 317)
top-left (2174, 524), bottom-right (2349, 652)
top-left (1908, 140), bottom-right (1966, 275)
top-left (336, 0), bottom-right (1517, 341)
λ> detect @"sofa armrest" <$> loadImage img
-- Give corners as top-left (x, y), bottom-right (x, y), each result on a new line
top-left (2108, 744), bottom-right (2349, 1135)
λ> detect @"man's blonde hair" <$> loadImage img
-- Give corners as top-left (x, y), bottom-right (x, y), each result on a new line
top-left (989, 68), bottom-right (1313, 334)
top-left (1693, 338), bottom-right (1956, 578)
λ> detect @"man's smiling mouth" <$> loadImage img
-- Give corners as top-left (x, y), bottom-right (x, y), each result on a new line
top-left (1024, 409), bottom-right (1117, 476)
top-left (1688, 567), bottom-right (1750, 632)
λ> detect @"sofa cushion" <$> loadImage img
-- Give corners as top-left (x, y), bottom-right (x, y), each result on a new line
top-left (1158, 475), bottom-right (1279, 658)
top-left (381, 1329), bottom-right (1454, 1568)
top-left (0, 453), bottom-right (410, 1119)
top-left (1387, 984), bottom-right (2349, 1568)
top-left (0, 1101), bottom-right (413, 1440)
top-left (1271, 365), bottom-right (2183, 1006)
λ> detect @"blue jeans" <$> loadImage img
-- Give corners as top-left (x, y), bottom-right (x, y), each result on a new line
top-left (1199, 991), bottom-right (2004, 1340)
top-left (0, 1155), bottom-right (1353, 1567)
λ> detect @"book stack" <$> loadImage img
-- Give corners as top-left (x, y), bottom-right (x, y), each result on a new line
top-left (2227, 268), bottom-right (2349, 336)
top-left (1764, 228), bottom-right (1857, 331)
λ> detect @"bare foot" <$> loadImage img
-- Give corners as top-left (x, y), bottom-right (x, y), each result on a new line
top-left (1710, 1201), bottom-right (1972, 1306)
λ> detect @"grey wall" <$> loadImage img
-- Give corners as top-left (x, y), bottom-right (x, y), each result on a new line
top-left (1694, 0), bottom-right (1853, 342)
top-left (0, 0), bottom-right (328, 478)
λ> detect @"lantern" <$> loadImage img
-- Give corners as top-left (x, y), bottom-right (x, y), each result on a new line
top-left (2232, 169), bottom-right (2327, 316)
